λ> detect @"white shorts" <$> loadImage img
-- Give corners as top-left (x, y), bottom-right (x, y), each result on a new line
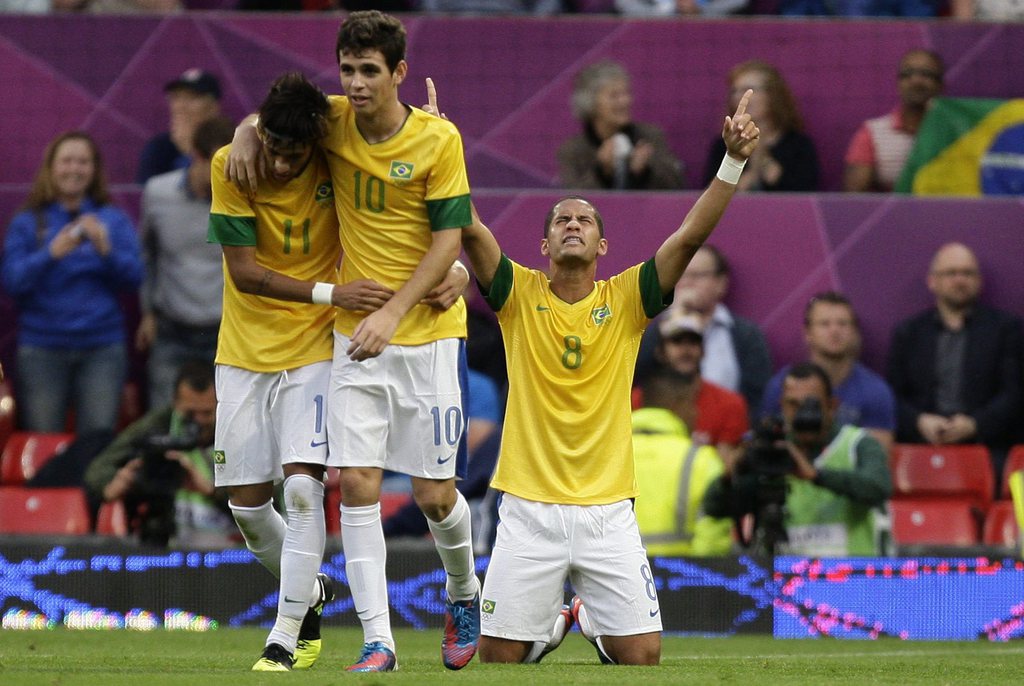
top-left (481, 494), bottom-right (662, 641)
top-left (327, 334), bottom-right (468, 480)
top-left (213, 361), bottom-right (330, 487)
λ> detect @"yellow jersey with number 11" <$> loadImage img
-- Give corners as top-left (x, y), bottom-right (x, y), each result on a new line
top-left (208, 146), bottom-right (339, 372)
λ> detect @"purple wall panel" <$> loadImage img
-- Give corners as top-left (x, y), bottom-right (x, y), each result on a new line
top-left (4, 15), bottom-right (1024, 192)
top-left (2, 187), bottom-right (1023, 393)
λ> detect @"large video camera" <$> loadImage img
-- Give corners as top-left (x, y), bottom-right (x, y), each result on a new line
top-left (735, 397), bottom-right (825, 555)
top-left (131, 419), bottom-right (201, 498)
top-left (127, 419), bottom-right (201, 547)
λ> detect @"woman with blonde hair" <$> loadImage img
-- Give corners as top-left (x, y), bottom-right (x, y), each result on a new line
top-left (703, 60), bottom-right (819, 191)
top-left (1, 131), bottom-right (142, 434)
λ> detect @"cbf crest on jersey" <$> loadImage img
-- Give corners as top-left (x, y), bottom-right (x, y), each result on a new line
top-left (315, 180), bottom-right (334, 205)
top-left (389, 161), bottom-right (414, 180)
top-left (591, 304), bottom-right (611, 326)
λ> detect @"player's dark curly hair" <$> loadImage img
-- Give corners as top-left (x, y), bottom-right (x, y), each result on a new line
top-left (257, 73), bottom-right (329, 145)
top-left (335, 10), bottom-right (406, 73)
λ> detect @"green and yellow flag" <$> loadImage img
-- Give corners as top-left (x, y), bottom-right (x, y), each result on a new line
top-left (897, 97), bottom-right (1024, 196)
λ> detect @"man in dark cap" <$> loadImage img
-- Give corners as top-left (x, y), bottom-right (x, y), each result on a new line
top-left (136, 68), bottom-right (223, 184)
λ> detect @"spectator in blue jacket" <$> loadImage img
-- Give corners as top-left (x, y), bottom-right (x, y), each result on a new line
top-left (1, 131), bottom-right (143, 434)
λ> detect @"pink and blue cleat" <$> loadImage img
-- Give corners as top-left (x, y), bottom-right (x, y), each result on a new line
top-left (441, 591), bottom-right (481, 670)
top-left (346, 641), bottom-right (398, 672)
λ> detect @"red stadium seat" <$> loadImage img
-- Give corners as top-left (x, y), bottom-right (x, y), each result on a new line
top-left (0, 431), bottom-right (75, 485)
top-left (96, 499), bottom-right (129, 537)
top-left (1000, 445), bottom-right (1024, 500)
top-left (982, 500), bottom-right (1019, 549)
top-left (890, 498), bottom-right (979, 547)
top-left (0, 486), bottom-right (91, 535)
top-left (890, 443), bottom-right (994, 511)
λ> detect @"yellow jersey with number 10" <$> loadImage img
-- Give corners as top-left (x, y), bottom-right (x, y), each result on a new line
top-left (208, 146), bottom-right (339, 372)
top-left (485, 255), bottom-right (668, 505)
top-left (322, 95), bottom-right (471, 346)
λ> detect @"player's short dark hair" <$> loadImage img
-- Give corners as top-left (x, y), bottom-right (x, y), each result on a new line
top-left (786, 361), bottom-right (833, 399)
top-left (335, 10), bottom-right (406, 73)
top-left (803, 290), bottom-right (860, 330)
top-left (192, 116), bottom-right (235, 160)
top-left (174, 359), bottom-right (215, 395)
top-left (543, 196), bottom-right (604, 239)
top-left (257, 73), bottom-right (330, 146)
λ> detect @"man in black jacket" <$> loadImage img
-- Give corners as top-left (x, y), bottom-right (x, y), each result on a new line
top-left (886, 242), bottom-right (1023, 483)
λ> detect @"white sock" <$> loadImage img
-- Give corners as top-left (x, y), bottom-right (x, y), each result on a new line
top-left (267, 475), bottom-right (326, 652)
top-left (230, 500), bottom-right (285, 578)
top-left (426, 491), bottom-right (477, 601)
top-left (341, 502), bottom-right (393, 649)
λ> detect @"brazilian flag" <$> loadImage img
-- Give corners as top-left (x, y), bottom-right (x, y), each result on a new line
top-left (897, 97), bottom-right (1024, 196)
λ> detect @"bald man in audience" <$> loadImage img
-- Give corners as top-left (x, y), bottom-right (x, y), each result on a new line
top-left (886, 242), bottom-right (1022, 484)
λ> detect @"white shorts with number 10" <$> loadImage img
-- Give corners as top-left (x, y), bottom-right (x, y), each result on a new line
top-left (481, 494), bottom-right (663, 641)
top-left (213, 361), bottom-right (331, 487)
top-left (327, 333), bottom-right (468, 480)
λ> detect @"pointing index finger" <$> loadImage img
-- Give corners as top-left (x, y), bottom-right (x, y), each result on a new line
top-left (426, 77), bottom-right (438, 113)
top-left (734, 88), bottom-right (752, 120)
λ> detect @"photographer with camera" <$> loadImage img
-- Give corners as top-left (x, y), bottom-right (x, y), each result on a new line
top-left (84, 360), bottom-right (233, 548)
top-left (703, 362), bottom-right (892, 557)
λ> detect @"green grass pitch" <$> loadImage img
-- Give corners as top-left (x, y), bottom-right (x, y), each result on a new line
top-left (1, 627), bottom-right (1022, 685)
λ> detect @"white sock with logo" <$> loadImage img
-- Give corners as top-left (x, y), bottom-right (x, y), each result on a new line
top-left (341, 502), bottom-right (394, 649)
top-left (426, 491), bottom-right (477, 601)
top-left (267, 474), bottom-right (326, 652)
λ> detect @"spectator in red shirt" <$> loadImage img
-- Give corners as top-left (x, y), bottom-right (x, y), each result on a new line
top-left (843, 48), bottom-right (944, 193)
top-left (635, 312), bottom-right (749, 467)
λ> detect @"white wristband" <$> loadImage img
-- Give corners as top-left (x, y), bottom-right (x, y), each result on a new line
top-left (311, 282), bottom-right (334, 305)
top-left (716, 154), bottom-right (747, 185)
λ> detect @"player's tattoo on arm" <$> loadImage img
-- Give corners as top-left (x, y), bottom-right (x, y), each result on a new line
top-left (257, 269), bottom-right (273, 295)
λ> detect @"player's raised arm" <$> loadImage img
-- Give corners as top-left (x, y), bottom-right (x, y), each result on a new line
top-left (653, 89), bottom-right (759, 294)
top-left (461, 203), bottom-right (502, 291)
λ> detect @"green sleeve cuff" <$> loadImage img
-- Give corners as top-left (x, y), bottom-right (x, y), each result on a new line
top-left (481, 254), bottom-right (513, 311)
top-left (426, 194), bottom-right (471, 231)
top-left (639, 257), bottom-right (672, 319)
top-left (208, 213), bottom-right (257, 246)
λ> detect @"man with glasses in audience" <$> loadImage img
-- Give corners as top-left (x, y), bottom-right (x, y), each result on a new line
top-left (886, 242), bottom-right (1023, 484)
top-left (843, 48), bottom-right (944, 193)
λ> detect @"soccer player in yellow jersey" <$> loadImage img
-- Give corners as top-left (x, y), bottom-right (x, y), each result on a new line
top-left (326, 12), bottom-right (480, 673)
top-left (460, 91), bottom-right (760, 666)
top-left (225, 11), bottom-right (478, 673)
top-left (209, 74), bottom-right (394, 672)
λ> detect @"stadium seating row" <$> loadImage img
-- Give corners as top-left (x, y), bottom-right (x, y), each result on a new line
top-left (888, 444), bottom-right (1021, 551)
top-left (1, 430), bottom-right (1020, 550)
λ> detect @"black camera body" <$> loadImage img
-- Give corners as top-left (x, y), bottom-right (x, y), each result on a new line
top-left (132, 419), bottom-right (201, 497)
top-left (736, 397), bottom-right (827, 555)
top-left (127, 419), bottom-right (201, 546)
